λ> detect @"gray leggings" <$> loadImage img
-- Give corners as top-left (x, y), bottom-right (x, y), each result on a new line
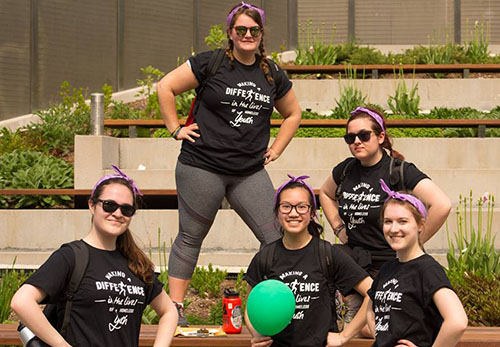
top-left (168, 161), bottom-right (281, 279)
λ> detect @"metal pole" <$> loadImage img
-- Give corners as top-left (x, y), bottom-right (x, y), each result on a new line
top-left (454, 0), bottom-right (461, 44)
top-left (90, 93), bottom-right (104, 135)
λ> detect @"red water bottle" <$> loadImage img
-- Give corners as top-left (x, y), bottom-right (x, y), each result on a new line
top-left (222, 289), bottom-right (242, 334)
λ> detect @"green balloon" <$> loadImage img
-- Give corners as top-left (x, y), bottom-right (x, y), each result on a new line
top-left (247, 279), bottom-right (296, 336)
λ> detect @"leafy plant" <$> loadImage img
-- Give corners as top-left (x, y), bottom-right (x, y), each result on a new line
top-left (190, 264), bottom-right (227, 298)
top-left (446, 192), bottom-right (498, 280)
top-left (205, 24), bottom-right (227, 50)
top-left (0, 261), bottom-right (31, 323)
top-left (175, 89), bottom-right (195, 117)
top-left (450, 273), bottom-right (500, 326)
top-left (295, 20), bottom-right (339, 65)
top-left (135, 65), bottom-right (164, 118)
top-left (387, 67), bottom-right (420, 117)
top-left (0, 150), bottom-right (74, 208)
top-left (332, 66), bottom-right (367, 118)
top-left (464, 20), bottom-right (490, 63)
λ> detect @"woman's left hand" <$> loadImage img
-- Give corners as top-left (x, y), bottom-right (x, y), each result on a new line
top-left (395, 339), bottom-right (418, 347)
top-left (263, 147), bottom-right (279, 165)
top-left (326, 332), bottom-right (345, 346)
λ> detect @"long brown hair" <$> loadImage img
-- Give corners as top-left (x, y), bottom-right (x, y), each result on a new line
top-left (347, 107), bottom-right (404, 160)
top-left (225, 3), bottom-right (274, 84)
top-left (90, 178), bottom-right (155, 284)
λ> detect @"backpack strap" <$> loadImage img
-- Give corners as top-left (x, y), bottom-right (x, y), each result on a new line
top-left (317, 239), bottom-right (335, 294)
top-left (334, 158), bottom-right (356, 200)
top-left (389, 157), bottom-right (406, 191)
top-left (258, 242), bottom-right (277, 280)
top-left (193, 49), bottom-right (225, 113)
top-left (265, 58), bottom-right (279, 84)
top-left (60, 240), bottom-right (89, 336)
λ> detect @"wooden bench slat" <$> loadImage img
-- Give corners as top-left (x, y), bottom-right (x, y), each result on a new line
top-left (103, 118), bottom-right (500, 129)
top-left (280, 63), bottom-right (500, 74)
top-left (1, 324), bottom-right (499, 346)
top-left (0, 189), bottom-right (178, 196)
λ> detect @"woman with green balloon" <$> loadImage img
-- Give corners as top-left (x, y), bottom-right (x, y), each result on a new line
top-left (244, 175), bottom-right (373, 346)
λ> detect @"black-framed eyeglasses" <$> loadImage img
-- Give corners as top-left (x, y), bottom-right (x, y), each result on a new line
top-left (343, 130), bottom-right (373, 145)
top-left (233, 25), bottom-right (262, 38)
top-left (278, 203), bottom-right (311, 215)
top-left (96, 199), bottom-right (136, 217)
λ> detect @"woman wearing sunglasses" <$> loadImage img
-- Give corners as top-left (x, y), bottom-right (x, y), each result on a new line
top-left (11, 166), bottom-right (178, 346)
top-left (318, 107), bottom-right (451, 332)
top-left (157, 2), bottom-right (301, 325)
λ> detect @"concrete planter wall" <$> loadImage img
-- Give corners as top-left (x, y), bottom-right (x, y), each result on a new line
top-left (1, 136), bottom-right (498, 270)
top-left (292, 78), bottom-right (500, 114)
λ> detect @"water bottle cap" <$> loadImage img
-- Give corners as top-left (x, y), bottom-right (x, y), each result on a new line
top-left (224, 288), bottom-right (239, 297)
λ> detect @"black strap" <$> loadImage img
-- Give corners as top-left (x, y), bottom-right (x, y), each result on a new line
top-left (60, 240), bottom-right (89, 336)
top-left (258, 242), bottom-right (277, 280)
top-left (389, 157), bottom-right (406, 191)
top-left (335, 158), bottom-right (356, 200)
top-left (192, 48), bottom-right (226, 115)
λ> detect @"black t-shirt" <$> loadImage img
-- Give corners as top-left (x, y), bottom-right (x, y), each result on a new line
top-left (179, 50), bottom-right (292, 175)
top-left (245, 237), bottom-right (368, 347)
top-left (25, 241), bottom-right (163, 347)
top-left (332, 152), bottom-right (428, 252)
top-left (368, 254), bottom-right (453, 347)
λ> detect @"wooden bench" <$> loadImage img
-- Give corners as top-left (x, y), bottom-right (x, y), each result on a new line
top-left (280, 63), bottom-right (500, 79)
top-left (103, 118), bottom-right (500, 138)
top-left (1, 324), bottom-right (499, 346)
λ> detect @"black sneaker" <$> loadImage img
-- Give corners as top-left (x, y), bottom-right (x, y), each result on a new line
top-left (174, 302), bottom-right (189, 327)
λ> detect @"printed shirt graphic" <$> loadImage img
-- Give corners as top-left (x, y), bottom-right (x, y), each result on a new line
top-left (180, 50), bottom-right (292, 175)
top-left (26, 242), bottom-right (163, 347)
top-left (332, 152), bottom-right (428, 251)
top-left (368, 254), bottom-right (453, 347)
top-left (245, 238), bottom-right (368, 347)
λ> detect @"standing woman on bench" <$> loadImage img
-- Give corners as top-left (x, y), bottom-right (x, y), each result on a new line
top-left (157, 1), bottom-right (301, 325)
top-left (319, 107), bottom-right (451, 328)
top-left (11, 166), bottom-right (178, 346)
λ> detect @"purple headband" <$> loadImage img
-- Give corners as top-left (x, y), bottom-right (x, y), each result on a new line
top-left (226, 1), bottom-right (265, 27)
top-left (274, 174), bottom-right (317, 209)
top-left (350, 107), bottom-right (386, 132)
top-left (379, 179), bottom-right (427, 219)
top-left (91, 164), bottom-right (143, 198)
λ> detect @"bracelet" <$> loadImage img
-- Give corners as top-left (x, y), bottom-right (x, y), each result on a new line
top-left (170, 125), bottom-right (181, 136)
top-left (333, 224), bottom-right (345, 237)
top-left (173, 126), bottom-right (183, 140)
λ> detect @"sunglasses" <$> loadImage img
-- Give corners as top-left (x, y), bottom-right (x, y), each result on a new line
top-left (96, 199), bottom-right (136, 217)
top-left (343, 130), bottom-right (373, 145)
top-left (233, 25), bottom-right (262, 38)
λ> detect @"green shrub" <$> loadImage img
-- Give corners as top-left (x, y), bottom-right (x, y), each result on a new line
top-left (176, 90), bottom-right (195, 117)
top-left (450, 274), bottom-right (500, 326)
top-left (135, 65), bottom-right (164, 118)
top-left (0, 264), bottom-right (31, 323)
top-left (205, 24), bottom-right (227, 50)
top-left (190, 264), bottom-right (227, 299)
top-left (0, 150), bottom-right (74, 208)
top-left (0, 127), bottom-right (38, 156)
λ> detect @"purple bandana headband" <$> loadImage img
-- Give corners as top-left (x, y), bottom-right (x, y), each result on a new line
top-left (379, 179), bottom-right (427, 219)
top-left (274, 174), bottom-right (317, 209)
top-left (350, 107), bottom-right (385, 132)
top-left (91, 165), bottom-right (143, 198)
top-left (226, 1), bottom-right (265, 27)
